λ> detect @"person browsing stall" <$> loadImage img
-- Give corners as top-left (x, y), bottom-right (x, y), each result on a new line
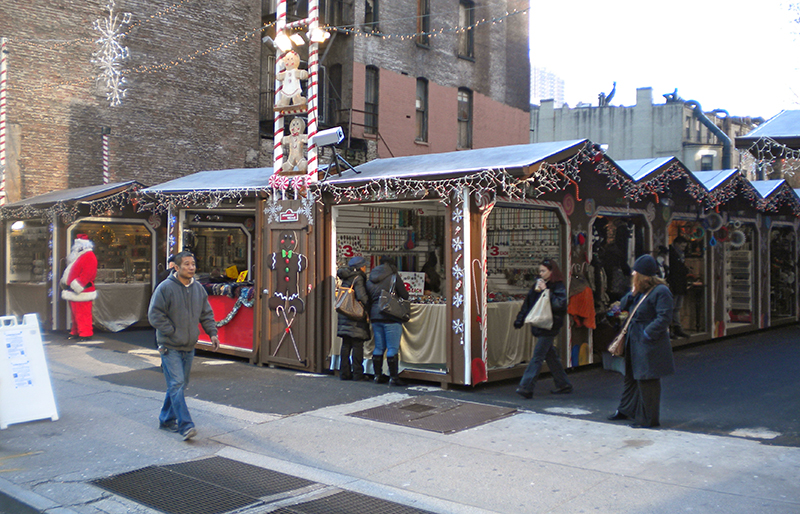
top-left (513, 258), bottom-right (573, 398)
top-left (607, 254), bottom-right (675, 429)
top-left (366, 255), bottom-right (410, 386)
top-left (336, 256), bottom-right (371, 381)
top-left (148, 251), bottom-right (220, 441)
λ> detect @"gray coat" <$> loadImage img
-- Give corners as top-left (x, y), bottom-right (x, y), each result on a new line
top-left (148, 274), bottom-right (218, 351)
top-left (336, 266), bottom-right (371, 340)
top-left (619, 284), bottom-right (675, 380)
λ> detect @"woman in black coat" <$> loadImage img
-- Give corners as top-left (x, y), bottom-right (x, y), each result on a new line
top-left (608, 254), bottom-right (675, 428)
top-left (513, 258), bottom-right (572, 398)
top-left (336, 256), bottom-right (371, 381)
top-left (366, 256), bottom-right (410, 386)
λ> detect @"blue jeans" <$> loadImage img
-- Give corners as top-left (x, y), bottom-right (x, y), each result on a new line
top-left (159, 348), bottom-right (195, 433)
top-left (372, 322), bottom-right (402, 358)
top-left (518, 335), bottom-right (570, 393)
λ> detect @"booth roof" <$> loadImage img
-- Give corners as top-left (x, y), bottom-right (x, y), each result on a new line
top-left (141, 167), bottom-right (274, 194)
top-left (613, 157), bottom-right (682, 182)
top-left (4, 180), bottom-right (141, 208)
top-left (689, 169), bottom-right (741, 192)
top-left (736, 110), bottom-right (800, 149)
top-left (749, 179), bottom-right (788, 200)
top-left (322, 140), bottom-right (589, 184)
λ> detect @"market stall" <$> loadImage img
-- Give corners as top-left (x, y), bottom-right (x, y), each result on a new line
top-left (138, 168), bottom-right (269, 359)
top-left (1, 181), bottom-right (149, 332)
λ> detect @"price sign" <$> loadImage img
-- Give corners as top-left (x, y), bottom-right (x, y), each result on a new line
top-left (488, 244), bottom-right (510, 257)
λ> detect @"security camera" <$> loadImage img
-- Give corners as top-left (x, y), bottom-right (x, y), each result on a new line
top-left (310, 126), bottom-right (344, 147)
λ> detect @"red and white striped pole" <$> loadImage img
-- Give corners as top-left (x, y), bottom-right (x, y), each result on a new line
top-left (101, 127), bottom-right (110, 184)
top-left (0, 37), bottom-right (8, 206)
top-left (306, 0), bottom-right (319, 183)
top-left (272, 0), bottom-right (287, 184)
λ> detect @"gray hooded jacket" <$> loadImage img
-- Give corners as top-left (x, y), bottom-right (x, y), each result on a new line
top-left (148, 274), bottom-right (218, 351)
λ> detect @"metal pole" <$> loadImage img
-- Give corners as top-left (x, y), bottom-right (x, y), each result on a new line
top-left (0, 37), bottom-right (8, 206)
top-left (101, 127), bottom-right (111, 184)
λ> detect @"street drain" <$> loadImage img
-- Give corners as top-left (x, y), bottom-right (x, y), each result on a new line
top-left (348, 395), bottom-right (517, 434)
top-left (92, 456), bottom-right (314, 514)
top-left (272, 490), bottom-right (436, 513)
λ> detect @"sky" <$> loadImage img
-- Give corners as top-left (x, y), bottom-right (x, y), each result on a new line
top-left (529, 0), bottom-right (800, 119)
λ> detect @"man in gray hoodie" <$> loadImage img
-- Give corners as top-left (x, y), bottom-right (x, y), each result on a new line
top-left (148, 251), bottom-right (219, 441)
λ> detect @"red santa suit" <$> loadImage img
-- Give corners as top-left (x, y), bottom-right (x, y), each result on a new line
top-left (60, 235), bottom-right (98, 338)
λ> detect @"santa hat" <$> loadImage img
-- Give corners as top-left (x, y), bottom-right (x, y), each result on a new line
top-left (76, 234), bottom-right (89, 240)
top-left (72, 234), bottom-right (94, 253)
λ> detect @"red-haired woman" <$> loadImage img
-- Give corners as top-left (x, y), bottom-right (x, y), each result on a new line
top-left (513, 258), bottom-right (573, 398)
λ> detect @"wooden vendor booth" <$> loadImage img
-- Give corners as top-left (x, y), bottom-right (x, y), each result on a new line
top-left (139, 168), bottom-right (270, 359)
top-left (0, 181), bottom-right (153, 332)
top-left (316, 139), bottom-right (607, 387)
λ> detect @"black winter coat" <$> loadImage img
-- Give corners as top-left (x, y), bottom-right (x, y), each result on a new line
top-left (619, 284), bottom-right (675, 379)
top-left (667, 245), bottom-right (689, 295)
top-left (336, 266), bottom-right (371, 340)
top-left (366, 263), bottom-right (410, 323)
top-left (514, 280), bottom-right (568, 337)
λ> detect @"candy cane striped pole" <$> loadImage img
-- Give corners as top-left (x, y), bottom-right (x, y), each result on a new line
top-left (0, 37), bottom-right (8, 206)
top-left (101, 128), bottom-right (110, 184)
top-left (306, 0), bottom-right (319, 183)
top-left (272, 0), bottom-right (287, 179)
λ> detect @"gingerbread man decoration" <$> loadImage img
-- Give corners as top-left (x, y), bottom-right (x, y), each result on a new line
top-left (268, 230), bottom-right (306, 313)
top-left (282, 117), bottom-right (308, 174)
top-left (276, 51), bottom-right (308, 108)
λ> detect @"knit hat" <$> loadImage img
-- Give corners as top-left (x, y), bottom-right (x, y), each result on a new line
top-left (632, 254), bottom-right (659, 277)
top-left (348, 256), bottom-right (367, 268)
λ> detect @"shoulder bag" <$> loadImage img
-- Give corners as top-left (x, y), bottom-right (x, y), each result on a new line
top-left (335, 279), bottom-right (366, 320)
top-left (524, 288), bottom-right (553, 329)
top-left (608, 292), bottom-right (650, 357)
top-left (378, 274), bottom-right (411, 322)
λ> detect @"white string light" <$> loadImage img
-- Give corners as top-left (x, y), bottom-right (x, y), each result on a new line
top-left (92, 0), bottom-right (132, 107)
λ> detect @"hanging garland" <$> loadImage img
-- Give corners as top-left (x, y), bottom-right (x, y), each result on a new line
top-left (136, 186), bottom-right (268, 214)
top-left (0, 184), bottom-right (140, 222)
top-left (738, 136), bottom-right (800, 180)
top-left (216, 287), bottom-right (255, 327)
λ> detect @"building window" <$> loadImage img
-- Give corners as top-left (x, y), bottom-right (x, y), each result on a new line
top-left (365, 66), bottom-right (379, 134)
top-left (320, 0), bottom-right (343, 27)
top-left (696, 120), bottom-right (702, 143)
top-left (701, 154), bottom-right (713, 171)
top-left (685, 116), bottom-right (691, 140)
top-left (458, 1), bottom-right (475, 58)
top-left (457, 88), bottom-right (472, 149)
top-left (320, 63), bottom-right (342, 125)
top-left (417, 0), bottom-right (431, 46)
top-left (364, 0), bottom-right (379, 33)
top-left (416, 78), bottom-right (428, 142)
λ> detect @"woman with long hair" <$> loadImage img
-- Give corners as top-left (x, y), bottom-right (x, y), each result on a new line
top-left (513, 258), bottom-right (573, 398)
top-left (607, 254), bottom-right (675, 428)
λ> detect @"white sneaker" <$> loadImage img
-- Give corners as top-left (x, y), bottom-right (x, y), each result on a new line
top-left (181, 427), bottom-right (197, 441)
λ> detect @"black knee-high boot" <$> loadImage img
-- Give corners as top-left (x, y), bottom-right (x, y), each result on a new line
top-left (387, 355), bottom-right (406, 387)
top-left (373, 355), bottom-right (388, 383)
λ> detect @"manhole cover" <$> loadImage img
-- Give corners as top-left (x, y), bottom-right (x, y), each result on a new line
top-left (273, 490), bottom-right (436, 513)
top-left (348, 395), bottom-right (517, 434)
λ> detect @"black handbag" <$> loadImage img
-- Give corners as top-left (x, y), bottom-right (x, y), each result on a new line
top-left (335, 280), bottom-right (366, 320)
top-left (378, 274), bottom-right (411, 322)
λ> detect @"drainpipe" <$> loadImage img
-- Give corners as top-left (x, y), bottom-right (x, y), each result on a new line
top-left (685, 100), bottom-right (732, 170)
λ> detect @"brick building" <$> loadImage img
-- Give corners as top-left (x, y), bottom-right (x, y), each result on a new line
top-left (258, 0), bottom-right (531, 166)
top-left (0, 0), bottom-right (261, 201)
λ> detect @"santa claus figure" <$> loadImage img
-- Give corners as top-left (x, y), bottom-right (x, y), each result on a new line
top-left (61, 234), bottom-right (98, 341)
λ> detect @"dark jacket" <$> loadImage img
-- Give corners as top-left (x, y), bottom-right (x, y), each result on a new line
top-left (667, 245), bottom-right (689, 295)
top-left (514, 280), bottom-right (568, 337)
top-left (619, 283), bottom-right (675, 380)
top-left (148, 274), bottom-right (217, 351)
top-left (366, 262), bottom-right (410, 323)
top-left (336, 266), bottom-right (371, 340)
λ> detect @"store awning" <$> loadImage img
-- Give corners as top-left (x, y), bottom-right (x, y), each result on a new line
top-left (322, 140), bottom-right (590, 184)
top-left (736, 110), bottom-right (800, 150)
top-left (614, 157), bottom-right (683, 182)
top-left (4, 181), bottom-right (141, 208)
top-left (689, 169), bottom-right (741, 192)
top-left (141, 168), bottom-right (275, 194)
top-left (750, 179), bottom-right (786, 200)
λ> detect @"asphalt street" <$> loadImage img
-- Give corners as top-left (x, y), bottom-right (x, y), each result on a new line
top-left (96, 323), bottom-right (800, 447)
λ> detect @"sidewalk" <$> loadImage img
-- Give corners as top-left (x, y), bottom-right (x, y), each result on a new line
top-left (0, 332), bottom-right (798, 513)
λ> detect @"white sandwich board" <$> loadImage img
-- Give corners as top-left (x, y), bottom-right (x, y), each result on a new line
top-left (0, 314), bottom-right (59, 429)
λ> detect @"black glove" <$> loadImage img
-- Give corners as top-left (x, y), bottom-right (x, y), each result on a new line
top-left (513, 320), bottom-right (524, 329)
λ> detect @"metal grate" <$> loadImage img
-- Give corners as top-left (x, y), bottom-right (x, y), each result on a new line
top-left (92, 457), bottom-right (315, 514)
top-left (348, 395), bottom-right (517, 434)
top-left (273, 490), bottom-right (437, 514)
top-left (92, 465), bottom-right (260, 514)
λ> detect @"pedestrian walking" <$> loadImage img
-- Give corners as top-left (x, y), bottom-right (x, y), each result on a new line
top-left (607, 254), bottom-right (675, 429)
top-left (366, 256), bottom-right (410, 386)
top-left (336, 256), bottom-right (371, 381)
top-left (513, 258), bottom-right (572, 399)
top-left (147, 251), bottom-right (220, 441)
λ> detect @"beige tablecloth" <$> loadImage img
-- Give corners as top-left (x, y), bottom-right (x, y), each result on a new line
top-left (486, 301), bottom-right (535, 369)
top-left (93, 282), bottom-right (151, 332)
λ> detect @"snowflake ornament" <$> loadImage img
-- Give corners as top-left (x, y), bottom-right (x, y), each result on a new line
top-left (452, 319), bottom-right (464, 334)
top-left (451, 236), bottom-right (463, 253)
top-left (453, 291), bottom-right (464, 308)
